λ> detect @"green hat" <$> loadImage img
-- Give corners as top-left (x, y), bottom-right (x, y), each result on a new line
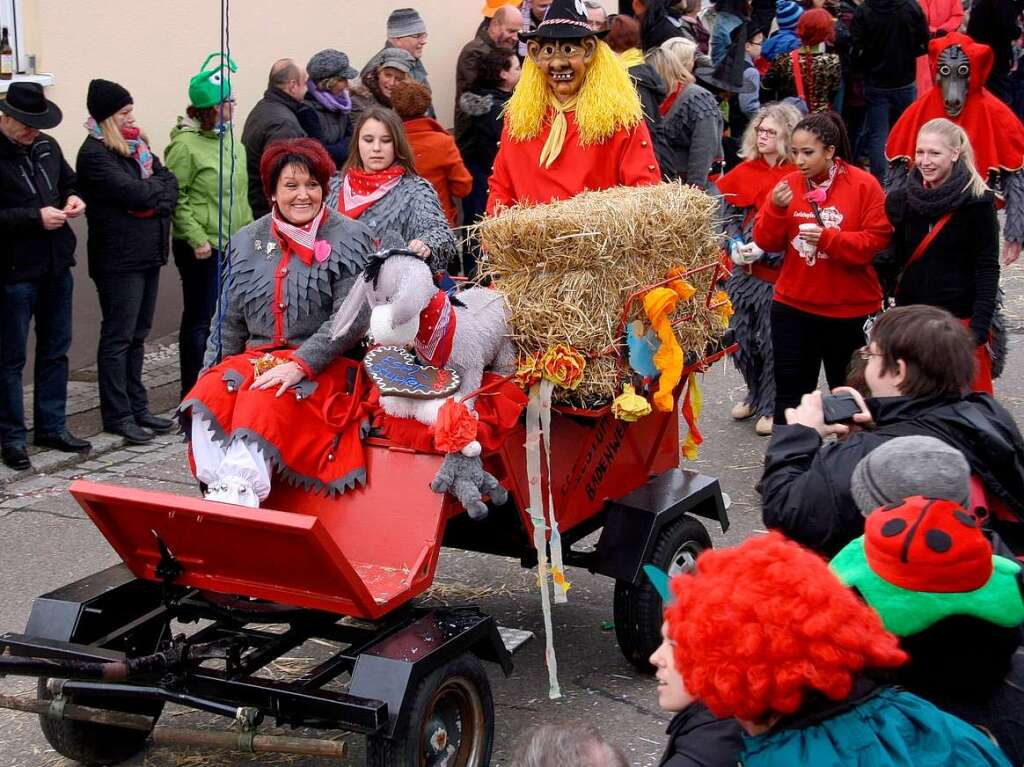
top-left (830, 496), bottom-right (1024, 636)
top-left (189, 52), bottom-right (237, 109)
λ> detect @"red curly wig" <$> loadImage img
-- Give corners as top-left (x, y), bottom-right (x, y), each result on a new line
top-left (259, 138), bottom-right (336, 209)
top-left (665, 533), bottom-right (906, 723)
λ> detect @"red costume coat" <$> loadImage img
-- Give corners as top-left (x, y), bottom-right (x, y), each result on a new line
top-left (486, 111), bottom-right (661, 214)
top-left (887, 32), bottom-right (1024, 177)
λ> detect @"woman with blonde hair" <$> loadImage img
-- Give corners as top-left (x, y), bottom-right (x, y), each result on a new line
top-left (718, 102), bottom-right (802, 435)
top-left (882, 117), bottom-right (999, 393)
top-left (76, 79), bottom-right (179, 444)
top-left (649, 37), bottom-right (723, 188)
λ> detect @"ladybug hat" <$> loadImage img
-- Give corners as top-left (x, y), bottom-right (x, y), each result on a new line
top-left (831, 496), bottom-right (1024, 636)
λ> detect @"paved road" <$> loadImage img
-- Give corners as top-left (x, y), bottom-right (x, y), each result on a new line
top-left (2, 268), bottom-right (1024, 766)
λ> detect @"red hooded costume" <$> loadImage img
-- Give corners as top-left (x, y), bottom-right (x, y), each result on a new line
top-left (886, 32), bottom-right (1024, 178)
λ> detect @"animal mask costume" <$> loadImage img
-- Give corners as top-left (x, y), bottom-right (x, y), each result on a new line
top-left (937, 44), bottom-right (971, 118)
top-left (887, 32), bottom-right (1024, 181)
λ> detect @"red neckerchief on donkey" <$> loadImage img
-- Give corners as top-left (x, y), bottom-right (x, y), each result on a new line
top-left (339, 165), bottom-right (406, 219)
top-left (887, 33), bottom-right (1024, 179)
top-left (414, 289), bottom-right (457, 367)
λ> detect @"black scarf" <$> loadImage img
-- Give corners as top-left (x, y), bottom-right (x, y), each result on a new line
top-left (903, 160), bottom-right (975, 218)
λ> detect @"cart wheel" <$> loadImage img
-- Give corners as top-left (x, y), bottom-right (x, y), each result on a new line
top-left (36, 677), bottom-right (164, 766)
top-left (613, 515), bottom-right (712, 673)
top-left (367, 652), bottom-right (494, 767)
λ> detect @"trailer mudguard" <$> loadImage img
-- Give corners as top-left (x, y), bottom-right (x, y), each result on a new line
top-left (589, 468), bottom-right (729, 585)
top-left (348, 608), bottom-right (511, 737)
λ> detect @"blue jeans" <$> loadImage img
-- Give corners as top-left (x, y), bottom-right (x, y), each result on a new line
top-left (862, 83), bottom-right (917, 185)
top-left (0, 270), bottom-right (74, 447)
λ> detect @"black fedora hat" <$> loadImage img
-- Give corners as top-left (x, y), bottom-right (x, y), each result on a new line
top-left (694, 22), bottom-right (756, 94)
top-left (0, 82), bottom-right (63, 129)
top-left (521, 0), bottom-right (609, 40)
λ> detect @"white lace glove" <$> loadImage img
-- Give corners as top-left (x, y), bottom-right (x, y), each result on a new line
top-left (729, 240), bottom-right (747, 266)
top-left (731, 242), bottom-right (763, 265)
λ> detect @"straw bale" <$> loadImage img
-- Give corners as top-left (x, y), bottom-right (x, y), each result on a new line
top-left (477, 183), bottom-right (724, 403)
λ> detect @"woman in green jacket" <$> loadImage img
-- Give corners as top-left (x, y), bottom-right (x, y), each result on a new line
top-left (165, 56), bottom-right (252, 397)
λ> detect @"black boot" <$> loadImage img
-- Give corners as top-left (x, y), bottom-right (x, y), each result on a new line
top-left (105, 419), bottom-right (155, 445)
top-left (135, 412), bottom-right (173, 433)
top-left (34, 430), bottom-right (92, 453)
top-left (1, 445), bottom-right (31, 471)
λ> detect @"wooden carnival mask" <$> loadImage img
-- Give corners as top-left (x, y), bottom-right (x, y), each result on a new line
top-left (527, 37), bottom-right (598, 102)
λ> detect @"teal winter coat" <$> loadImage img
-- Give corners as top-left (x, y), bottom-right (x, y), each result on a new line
top-left (741, 686), bottom-right (1010, 767)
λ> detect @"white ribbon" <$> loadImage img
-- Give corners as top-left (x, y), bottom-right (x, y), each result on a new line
top-left (526, 382), bottom-right (561, 699)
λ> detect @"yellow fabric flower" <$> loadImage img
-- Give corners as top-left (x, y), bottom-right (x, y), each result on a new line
top-left (612, 384), bottom-right (652, 422)
top-left (540, 344), bottom-right (587, 391)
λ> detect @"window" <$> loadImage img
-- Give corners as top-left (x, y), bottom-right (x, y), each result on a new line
top-left (0, 0), bottom-right (24, 72)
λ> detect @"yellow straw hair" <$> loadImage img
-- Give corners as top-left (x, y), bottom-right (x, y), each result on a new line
top-left (505, 40), bottom-right (643, 147)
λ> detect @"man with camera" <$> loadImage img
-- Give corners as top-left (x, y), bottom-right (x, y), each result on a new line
top-left (758, 304), bottom-right (1024, 556)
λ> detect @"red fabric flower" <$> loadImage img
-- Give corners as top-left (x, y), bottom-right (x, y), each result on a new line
top-left (433, 398), bottom-right (479, 453)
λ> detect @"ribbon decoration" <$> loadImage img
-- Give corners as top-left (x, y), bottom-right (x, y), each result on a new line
top-left (539, 379), bottom-right (569, 603)
top-left (525, 380), bottom-right (562, 699)
top-left (681, 372), bottom-right (704, 461)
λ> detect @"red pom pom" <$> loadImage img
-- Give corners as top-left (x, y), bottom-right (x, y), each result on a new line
top-left (433, 399), bottom-right (478, 453)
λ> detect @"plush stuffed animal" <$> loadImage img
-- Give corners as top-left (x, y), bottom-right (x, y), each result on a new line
top-left (430, 453), bottom-right (508, 520)
top-left (331, 250), bottom-right (516, 445)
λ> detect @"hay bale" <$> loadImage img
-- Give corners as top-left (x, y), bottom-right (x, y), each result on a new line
top-left (477, 183), bottom-right (724, 403)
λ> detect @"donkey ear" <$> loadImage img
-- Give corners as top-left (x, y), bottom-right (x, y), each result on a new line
top-left (331, 277), bottom-right (372, 339)
top-left (389, 257), bottom-right (437, 329)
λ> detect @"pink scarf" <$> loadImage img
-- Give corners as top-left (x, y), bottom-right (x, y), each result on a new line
top-left (271, 205), bottom-right (331, 266)
top-left (339, 166), bottom-right (406, 219)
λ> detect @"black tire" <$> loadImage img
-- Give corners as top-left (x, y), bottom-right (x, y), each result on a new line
top-left (367, 652), bottom-right (494, 767)
top-left (37, 678), bottom-right (164, 766)
top-left (613, 515), bottom-right (712, 672)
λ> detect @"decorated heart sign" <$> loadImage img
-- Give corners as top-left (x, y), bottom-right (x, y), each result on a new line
top-left (364, 346), bottom-right (461, 400)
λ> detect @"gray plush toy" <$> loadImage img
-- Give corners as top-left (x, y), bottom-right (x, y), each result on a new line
top-left (430, 453), bottom-right (508, 520)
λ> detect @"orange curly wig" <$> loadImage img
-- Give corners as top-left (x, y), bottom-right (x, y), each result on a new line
top-left (665, 532), bottom-right (907, 722)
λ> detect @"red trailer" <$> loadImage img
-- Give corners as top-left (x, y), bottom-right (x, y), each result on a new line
top-left (0, 266), bottom-right (733, 766)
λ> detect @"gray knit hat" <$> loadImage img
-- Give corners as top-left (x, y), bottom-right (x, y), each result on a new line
top-left (374, 47), bottom-right (415, 74)
top-left (851, 436), bottom-right (971, 516)
top-left (307, 49), bottom-right (359, 83)
top-left (387, 8), bottom-right (427, 38)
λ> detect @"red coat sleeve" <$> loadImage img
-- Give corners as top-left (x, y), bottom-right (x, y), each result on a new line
top-left (618, 121), bottom-right (662, 187)
top-left (446, 137), bottom-right (474, 199)
top-left (817, 181), bottom-right (893, 266)
top-left (486, 126), bottom-right (516, 216)
top-left (753, 199), bottom-right (792, 253)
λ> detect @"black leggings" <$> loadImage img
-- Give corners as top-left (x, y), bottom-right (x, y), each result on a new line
top-left (771, 302), bottom-right (868, 422)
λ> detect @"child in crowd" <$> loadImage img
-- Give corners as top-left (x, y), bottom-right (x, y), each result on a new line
top-left (664, 533), bottom-right (1013, 765)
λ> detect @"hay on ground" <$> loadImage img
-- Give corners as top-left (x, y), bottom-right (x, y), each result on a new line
top-left (477, 182), bottom-right (724, 403)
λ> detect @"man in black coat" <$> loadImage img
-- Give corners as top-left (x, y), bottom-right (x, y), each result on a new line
top-left (967, 0), bottom-right (1024, 104)
top-left (759, 305), bottom-right (1024, 556)
top-left (851, 0), bottom-right (929, 183)
top-left (0, 83), bottom-right (91, 471)
top-left (240, 59), bottom-right (316, 218)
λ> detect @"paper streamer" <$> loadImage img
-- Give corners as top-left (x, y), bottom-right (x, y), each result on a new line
top-left (525, 382), bottom-right (561, 699)
top-left (681, 372), bottom-right (704, 461)
top-left (539, 379), bottom-right (570, 603)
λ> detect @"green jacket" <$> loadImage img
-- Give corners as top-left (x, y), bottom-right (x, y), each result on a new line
top-left (165, 116), bottom-right (252, 250)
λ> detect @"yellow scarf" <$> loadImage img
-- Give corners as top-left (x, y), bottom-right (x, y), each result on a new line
top-left (538, 94), bottom-right (578, 169)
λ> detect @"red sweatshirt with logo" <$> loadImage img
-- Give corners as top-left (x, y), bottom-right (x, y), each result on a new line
top-left (752, 160), bottom-right (892, 318)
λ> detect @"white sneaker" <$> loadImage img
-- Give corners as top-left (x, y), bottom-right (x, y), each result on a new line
top-left (204, 477), bottom-right (260, 508)
top-left (731, 401), bottom-right (755, 420)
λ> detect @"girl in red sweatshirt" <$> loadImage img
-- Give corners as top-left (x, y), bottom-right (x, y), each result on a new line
top-left (753, 112), bottom-right (892, 422)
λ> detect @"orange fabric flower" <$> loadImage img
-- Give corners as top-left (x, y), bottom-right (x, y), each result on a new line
top-left (540, 344), bottom-right (586, 391)
top-left (433, 398), bottom-right (479, 453)
top-left (515, 355), bottom-right (543, 390)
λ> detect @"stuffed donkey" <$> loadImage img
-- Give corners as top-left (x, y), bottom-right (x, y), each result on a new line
top-left (331, 250), bottom-right (516, 439)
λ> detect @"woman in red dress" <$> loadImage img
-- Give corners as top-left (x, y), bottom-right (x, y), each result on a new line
top-left (179, 139), bottom-right (375, 506)
top-left (718, 102), bottom-right (802, 436)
